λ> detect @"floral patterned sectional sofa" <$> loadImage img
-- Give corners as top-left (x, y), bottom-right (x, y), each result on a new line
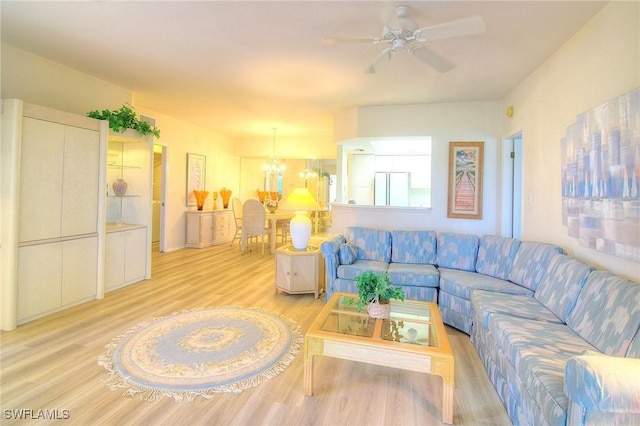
top-left (320, 226), bottom-right (640, 426)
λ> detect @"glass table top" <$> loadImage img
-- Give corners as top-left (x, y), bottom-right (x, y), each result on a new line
top-left (317, 294), bottom-right (438, 348)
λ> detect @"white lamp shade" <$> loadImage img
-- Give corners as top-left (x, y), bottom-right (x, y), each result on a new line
top-left (278, 187), bottom-right (320, 212)
top-left (279, 188), bottom-right (320, 250)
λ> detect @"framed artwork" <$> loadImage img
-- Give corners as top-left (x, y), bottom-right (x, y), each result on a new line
top-left (560, 88), bottom-right (639, 262)
top-left (447, 142), bottom-right (484, 219)
top-left (186, 153), bottom-right (206, 206)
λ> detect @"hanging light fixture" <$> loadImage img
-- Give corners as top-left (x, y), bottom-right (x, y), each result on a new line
top-left (262, 128), bottom-right (285, 175)
top-left (299, 158), bottom-right (318, 182)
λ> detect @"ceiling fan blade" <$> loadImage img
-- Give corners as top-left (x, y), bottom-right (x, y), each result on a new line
top-left (415, 16), bottom-right (486, 42)
top-left (410, 46), bottom-right (455, 73)
top-left (321, 36), bottom-right (380, 45)
top-left (366, 48), bottom-right (394, 74)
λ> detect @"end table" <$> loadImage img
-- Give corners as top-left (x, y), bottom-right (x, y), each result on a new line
top-left (275, 245), bottom-right (325, 298)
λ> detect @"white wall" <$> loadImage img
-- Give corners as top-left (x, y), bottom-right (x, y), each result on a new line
top-left (1, 44), bottom-right (132, 113)
top-left (333, 101), bottom-right (503, 236)
top-left (2, 43), bottom-right (240, 252)
top-left (234, 134), bottom-right (335, 159)
top-left (503, 2), bottom-right (639, 280)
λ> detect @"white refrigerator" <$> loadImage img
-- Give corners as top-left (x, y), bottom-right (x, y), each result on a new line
top-left (374, 172), bottom-right (410, 206)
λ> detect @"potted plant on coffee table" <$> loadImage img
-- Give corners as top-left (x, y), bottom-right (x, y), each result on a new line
top-left (351, 271), bottom-right (405, 319)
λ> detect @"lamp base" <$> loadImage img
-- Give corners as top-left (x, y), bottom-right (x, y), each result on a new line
top-left (289, 212), bottom-right (311, 250)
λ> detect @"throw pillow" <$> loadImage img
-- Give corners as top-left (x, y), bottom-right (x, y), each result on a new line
top-left (339, 242), bottom-right (358, 265)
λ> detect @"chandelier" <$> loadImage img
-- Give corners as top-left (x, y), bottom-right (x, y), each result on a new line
top-left (299, 168), bottom-right (317, 181)
top-left (262, 128), bottom-right (285, 175)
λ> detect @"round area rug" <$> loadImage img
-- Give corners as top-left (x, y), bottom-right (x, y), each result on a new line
top-left (98, 306), bottom-right (303, 402)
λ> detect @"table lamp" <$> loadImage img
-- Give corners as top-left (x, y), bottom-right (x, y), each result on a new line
top-left (278, 187), bottom-right (320, 250)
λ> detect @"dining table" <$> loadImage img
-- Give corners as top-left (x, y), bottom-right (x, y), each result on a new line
top-left (240, 209), bottom-right (294, 254)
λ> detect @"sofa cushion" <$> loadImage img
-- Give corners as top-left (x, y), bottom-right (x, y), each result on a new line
top-left (508, 241), bottom-right (566, 291)
top-left (436, 232), bottom-right (479, 271)
top-left (534, 254), bottom-right (593, 323)
top-left (345, 227), bottom-right (392, 262)
top-left (488, 313), bottom-right (599, 426)
top-left (338, 242), bottom-right (358, 265)
top-left (439, 268), bottom-right (533, 300)
top-left (471, 290), bottom-right (562, 329)
top-left (337, 259), bottom-right (388, 281)
top-left (402, 286), bottom-right (438, 303)
top-left (391, 230), bottom-right (437, 264)
top-left (387, 263), bottom-right (439, 288)
top-left (475, 235), bottom-right (521, 280)
top-left (566, 271), bottom-right (640, 357)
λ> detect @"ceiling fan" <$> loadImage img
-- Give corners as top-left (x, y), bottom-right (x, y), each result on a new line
top-left (322, 5), bottom-right (486, 74)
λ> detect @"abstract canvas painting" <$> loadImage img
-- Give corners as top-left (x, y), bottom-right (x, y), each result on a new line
top-left (561, 88), bottom-right (639, 262)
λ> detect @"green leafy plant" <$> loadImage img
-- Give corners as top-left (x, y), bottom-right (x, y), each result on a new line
top-left (350, 271), bottom-right (405, 310)
top-left (87, 104), bottom-right (160, 138)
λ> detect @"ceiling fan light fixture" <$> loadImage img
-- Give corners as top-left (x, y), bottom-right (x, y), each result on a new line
top-left (324, 5), bottom-right (485, 74)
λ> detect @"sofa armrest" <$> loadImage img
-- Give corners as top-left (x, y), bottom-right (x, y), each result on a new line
top-left (320, 234), bottom-right (346, 300)
top-left (565, 351), bottom-right (640, 425)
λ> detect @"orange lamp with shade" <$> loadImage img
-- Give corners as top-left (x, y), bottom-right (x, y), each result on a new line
top-left (278, 187), bottom-right (320, 250)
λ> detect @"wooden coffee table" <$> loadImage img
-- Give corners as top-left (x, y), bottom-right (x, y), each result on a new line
top-left (304, 292), bottom-right (455, 424)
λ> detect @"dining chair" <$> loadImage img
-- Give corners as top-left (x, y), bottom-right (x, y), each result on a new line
top-left (230, 197), bottom-right (243, 247)
top-left (276, 218), bottom-right (290, 245)
top-left (242, 199), bottom-right (269, 254)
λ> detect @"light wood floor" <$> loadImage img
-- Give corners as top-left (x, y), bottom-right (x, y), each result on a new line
top-left (1, 237), bottom-right (511, 426)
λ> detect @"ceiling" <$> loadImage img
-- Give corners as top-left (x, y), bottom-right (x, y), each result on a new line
top-left (1, 1), bottom-right (608, 140)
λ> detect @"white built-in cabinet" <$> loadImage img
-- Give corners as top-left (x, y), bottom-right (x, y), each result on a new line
top-left (185, 210), bottom-right (235, 248)
top-left (1, 100), bottom-right (155, 331)
top-left (0, 101), bottom-right (108, 327)
top-left (105, 130), bottom-right (153, 291)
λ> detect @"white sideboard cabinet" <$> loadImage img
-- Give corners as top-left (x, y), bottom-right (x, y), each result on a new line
top-left (185, 210), bottom-right (235, 248)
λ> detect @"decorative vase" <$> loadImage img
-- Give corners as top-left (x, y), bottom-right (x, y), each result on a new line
top-left (113, 179), bottom-right (128, 196)
top-left (367, 297), bottom-right (391, 319)
top-left (256, 190), bottom-right (268, 203)
top-left (193, 190), bottom-right (209, 211)
top-left (220, 187), bottom-right (232, 209)
top-left (267, 203), bottom-right (278, 213)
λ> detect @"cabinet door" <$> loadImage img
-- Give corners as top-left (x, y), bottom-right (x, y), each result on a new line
top-left (106, 232), bottom-right (126, 291)
top-left (62, 126), bottom-right (100, 236)
top-left (185, 213), bottom-right (201, 246)
top-left (200, 214), bottom-right (214, 245)
top-left (291, 255), bottom-right (317, 292)
top-left (18, 243), bottom-right (63, 321)
top-left (19, 118), bottom-right (64, 242)
top-left (61, 237), bottom-right (98, 305)
top-left (276, 252), bottom-right (292, 290)
top-left (125, 227), bottom-right (147, 284)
